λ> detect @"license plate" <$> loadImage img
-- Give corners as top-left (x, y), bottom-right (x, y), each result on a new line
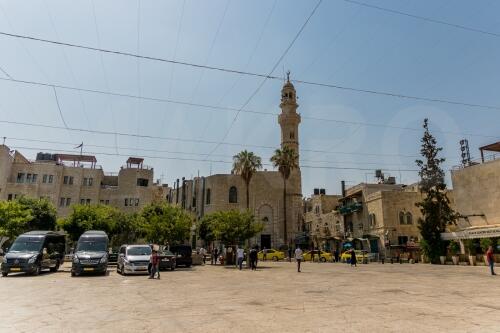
top-left (83, 268), bottom-right (94, 271)
top-left (137, 266), bottom-right (148, 270)
top-left (10, 268), bottom-right (21, 272)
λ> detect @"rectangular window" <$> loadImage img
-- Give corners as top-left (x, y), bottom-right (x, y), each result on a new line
top-left (88, 177), bottom-right (93, 186)
top-left (135, 198), bottom-right (139, 206)
top-left (48, 175), bottom-right (53, 184)
top-left (125, 198), bottom-right (129, 206)
top-left (7, 194), bottom-right (13, 201)
top-left (63, 176), bottom-right (69, 184)
top-left (137, 178), bottom-right (148, 187)
top-left (26, 173), bottom-right (32, 183)
top-left (66, 198), bottom-right (71, 206)
top-left (17, 173), bottom-right (25, 183)
top-left (86, 199), bottom-right (91, 205)
top-left (105, 200), bottom-right (109, 205)
top-left (32, 174), bottom-right (37, 183)
top-left (59, 198), bottom-right (65, 207)
top-left (100, 200), bottom-right (104, 204)
top-left (83, 178), bottom-right (88, 186)
top-left (69, 176), bottom-right (74, 185)
top-left (80, 199), bottom-right (85, 204)
top-left (42, 174), bottom-right (48, 183)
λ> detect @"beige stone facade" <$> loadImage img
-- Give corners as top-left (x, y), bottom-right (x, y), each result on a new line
top-left (0, 145), bottom-right (168, 216)
top-left (168, 79), bottom-right (303, 249)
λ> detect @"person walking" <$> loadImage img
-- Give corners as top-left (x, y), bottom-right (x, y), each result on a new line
top-left (295, 246), bottom-right (303, 273)
top-left (288, 247), bottom-right (293, 262)
top-left (236, 246), bottom-right (244, 270)
top-left (213, 248), bottom-right (219, 265)
top-left (200, 246), bottom-right (206, 265)
top-left (350, 248), bottom-right (357, 267)
top-left (149, 250), bottom-right (160, 279)
top-left (263, 247), bottom-right (267, 261)
top-left (486, 245), bottom-right (496, 275)
top-left (249, 247), bottom-right (258, 270)
top-left (334, 249), bottom-right (339, 263)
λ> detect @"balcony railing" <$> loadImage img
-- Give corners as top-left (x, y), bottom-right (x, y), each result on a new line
top-left (339, 202), bottom-right (363, 215)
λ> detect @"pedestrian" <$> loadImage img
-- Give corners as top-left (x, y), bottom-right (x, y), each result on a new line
top-left (200, 246), bottom-right (206, 265)
top-left (149, 249), bottom-right (160, 279)
top-left (236, 246), bottom-right (244, 270)
top-left (263, 247), bottom-right (267, 261)
top-left (288, 247), bottom-right (293, 262)
top-left (295, 246), bottom-right (303, 272)
top-left (334, 249), bottom-right (339, 263)
top-left (213, 248), bottom-right (219, 265)
top-left (311, 248), bottom-right (315, 263)
top-left (350, 248), bottom-right (357, 267)
top-left (486, 245), bottom-right (496, 276)
top-left (249, 247), bottom-right (258, 270)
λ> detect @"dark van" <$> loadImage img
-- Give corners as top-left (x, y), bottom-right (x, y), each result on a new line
top-left (1, 231), bottom-right (65, 277)
top-left (169, 245), bottom-right (192, 268)
top-left (71, 230), bottom-right (109, 276)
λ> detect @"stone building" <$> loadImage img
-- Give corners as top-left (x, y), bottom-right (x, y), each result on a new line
top-left (442, 142), bottom-right (500, 245)
top-left (0, 145), bottom-right (168, 216)
top-left (168, 77), bottom-right (303, 249)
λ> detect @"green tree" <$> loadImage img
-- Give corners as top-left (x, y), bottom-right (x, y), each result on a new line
top-left (270, 146), bottom-right (299, 245)
top-left (197, 213), bottom-right (217, 245)
top-left (232, 150), bottom-right (262, 209)
top-left (110, 212), bottom-right (143, 249)
top-left (415, 119), bottom-right (457, 263)
top-left (140, 203), bottom-right (192, 245)
top-left (0, 200), bottom-right (33, 240)
top-left (58, 204), bottom-right (120, 242)
top-left (18, 197), bottom-right (57, 231)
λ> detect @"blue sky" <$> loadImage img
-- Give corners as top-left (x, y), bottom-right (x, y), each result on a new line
top-left (0, 0), bottom-right (499, 195)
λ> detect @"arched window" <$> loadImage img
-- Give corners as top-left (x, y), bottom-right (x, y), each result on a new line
top-left (290, 131), bottom-right (295, 139)
top-left (262, 216), bottom-right (269, 223)
top-left (369, 213), bottom-right (376, 227)
top-left (399, 211), bottom-right (405, 225)
top-left (206, 189), bottom-right (211, 205)
top-left (315, 206), bottom-right (320, 214)
top-left (406, 212), bottom-right (413, 225)
top-left (229, 186), bottom-right (238, 203)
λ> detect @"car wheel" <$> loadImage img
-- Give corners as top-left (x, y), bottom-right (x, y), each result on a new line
top-left (320, 257), bottom-right (326, 262)
top-left (32, 264), bottom-right (41, 276)
top-left (170, 265), bottom-right (175, 271)
top-left (272, 256), bottom-right (278, 262)
top-left (1, 272), bottom-right (7, 277)
top-left (50, 261), bottom-right (60, 272)
top-left (71, 271), bottom-right (75, 277)
top-left (185, 264), bottom-right (191, 268)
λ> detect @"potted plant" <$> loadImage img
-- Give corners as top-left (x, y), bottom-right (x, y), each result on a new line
top-left (464, 239), bottom-right (477, 266)
top-left (480, 238), bottom-right (493, 265)
top-left (449, 240), bottom-right (460, 265)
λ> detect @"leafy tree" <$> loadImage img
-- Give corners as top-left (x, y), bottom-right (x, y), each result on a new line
top-left (58, 204), bottom-right (120, 242)
top-left (140, 203), bottom-right (193, 245)
top-left (0, 200), bottom-right (33, 241)
top-left (110, 212), bottom-right (143, 249)
top-left (270, 146), bottom-right (299, 244)
top-left (232, 150), bottom-right (262, 209)
top-left (197, 213), bottom-right (217, 245)
top-left (415, 119), bottom-right (457, 263)
top-left (17, 197), bottom-right (57, 231)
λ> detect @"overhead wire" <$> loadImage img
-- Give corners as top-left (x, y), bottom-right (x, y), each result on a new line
top-left (0, 65), bottom-right (12, 79)
top-left (0, 30), bottom-right (499, 111)
top-left (204, 0), bottom-right (324, 158)
top-left (0, 75), bottom-right (498, 141)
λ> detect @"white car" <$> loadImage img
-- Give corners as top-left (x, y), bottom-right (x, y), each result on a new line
top-left (116, 245), bottom-right (152, 275)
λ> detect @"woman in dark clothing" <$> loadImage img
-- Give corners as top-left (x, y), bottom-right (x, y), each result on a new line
top-left (249, 247), bottom-right (258, 270)
top-left (350, 248), bottom-right (357, 267)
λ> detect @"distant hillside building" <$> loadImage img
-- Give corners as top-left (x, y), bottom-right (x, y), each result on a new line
top-left (169, 77), bottom-right (303, 249)
top-left (0, 145), bottom-right (168, 216)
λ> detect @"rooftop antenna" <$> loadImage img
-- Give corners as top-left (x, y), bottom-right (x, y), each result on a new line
top-left (2, 136), bottom-right (5, 145)
top-left (286, 70), bottom-right (290, 82)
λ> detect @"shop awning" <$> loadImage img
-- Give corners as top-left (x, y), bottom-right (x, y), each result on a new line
top-left (441, 225), bottom-right (500, 240)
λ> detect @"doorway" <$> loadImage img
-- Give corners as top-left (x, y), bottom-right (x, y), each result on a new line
top-left (261, 234), bottom-right (271, 249)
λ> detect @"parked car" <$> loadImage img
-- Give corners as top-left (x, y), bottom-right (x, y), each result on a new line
top-left (303, 250), bottom-right (333, 262)
top-left (71, 230), bottom-right (109, 276)
top-left (341, 250), bottom-right (368, 263)
top-left (158, 250), bottom-right (176, 271)
top-left (1, 231), bottom-right (65, 277)
top-left (169, 245), bottom-right (192, 268)
top-left (257, 249), bottom-right (285, 261)
top-left (108, 249), bottom-right (119, 265)
top-left (117, 244), bottom-right (152, 275)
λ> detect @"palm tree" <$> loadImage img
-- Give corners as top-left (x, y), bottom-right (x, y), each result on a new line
top-left (232, 150), bottom-right (263, 209)
top-left (270, 146), bottom-right (299, 245)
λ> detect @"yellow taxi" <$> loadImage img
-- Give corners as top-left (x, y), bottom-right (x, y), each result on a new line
top-left (340, 250), bottom-right (366, 263)
top-left (303, 250), bottom-right (333, 262)
top-left (257, 249), bottom-right (285, 261)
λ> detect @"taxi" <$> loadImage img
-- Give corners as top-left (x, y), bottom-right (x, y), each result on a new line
top-left (303, 250), bottom-right (332, 262)
top-left (340, 250), bottom-right (366, 263)
top-left (257, 249), bottom-right (285, 261)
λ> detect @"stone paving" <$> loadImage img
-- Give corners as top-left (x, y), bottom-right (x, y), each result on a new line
top-left (0, 261), bottom-right (499, 333)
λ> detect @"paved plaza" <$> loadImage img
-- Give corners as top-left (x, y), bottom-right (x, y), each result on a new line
top-left (0, 261), bottom-right (499, 333)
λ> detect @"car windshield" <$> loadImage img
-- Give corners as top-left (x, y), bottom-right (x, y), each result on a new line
top-left (161, 250), bottom-right (174, 256)
top-left (76, 241), bottom-right (107, 252)
top-left (9, 240), bottom-right (42, 253)
top-left (127, 246), bottom-right (151, 256)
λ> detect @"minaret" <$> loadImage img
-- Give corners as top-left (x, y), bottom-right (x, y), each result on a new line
top-left (278, 71), bottom-right (301, 162)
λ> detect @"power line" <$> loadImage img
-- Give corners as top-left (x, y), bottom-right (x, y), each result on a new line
top-left (0, 119), bottom-right (427, 158)
top-left (0, 75), bottom-right (498, 140)
top-left (1, 29), bottom-right (498, 111)
top-left (52, 86), bottom-right (70, 132)
top-left (341, 0), bottom-right (500, 39)
top-left (205, 0), bottom-right (324, 158)
top-left (0, 65), bottom-right (12, 79)
top-left (7, 145), bottom-right (419, 172)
